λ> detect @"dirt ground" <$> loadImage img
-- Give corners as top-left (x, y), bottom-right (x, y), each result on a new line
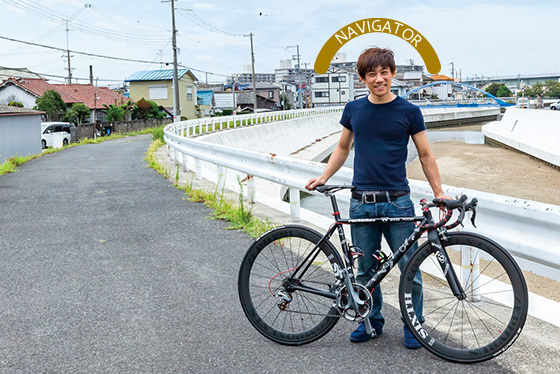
top-left (408, 124), bottom-right (560, 206)
top-left (407, 124), bottom-right (560, 302)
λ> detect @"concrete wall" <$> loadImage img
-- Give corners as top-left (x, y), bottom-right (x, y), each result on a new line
top-left (0, 114), bottom-right (42, 162)
top-left (199, 112), bottom-right (342, 155)
top-left (482, 107), bottom-right (560, 167)
top-left (75, 118), bottom-right (172, 140)
top-left (199, 107), bottom-right (500, 155)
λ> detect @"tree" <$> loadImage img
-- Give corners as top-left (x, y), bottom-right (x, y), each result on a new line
top-left (485, 83), bottom-right (501, 97)
top-left (496, 85), bottom-right (512, 97)
top-left (133, 98), bottom-right (151, 119)
top-left (102, 104), bottom-right (124, 122)
top-left (133, 98), bottom-right (164, 119)
top-left (525, 82), bottom-right (544, 98)
top-left (544, 80), bottom-right (560, 98)
top-left (8, 101), bottom-right (23, 107)
top-left (34, 90), bottom-right (67, 121)
top-left (70, 103), bottom-right (90, 124)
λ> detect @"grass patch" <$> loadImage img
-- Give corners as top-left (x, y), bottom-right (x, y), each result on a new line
top-left (147, 140), bottom-right (275, 238)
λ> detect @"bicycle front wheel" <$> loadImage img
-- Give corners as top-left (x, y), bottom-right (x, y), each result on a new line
top-left (399, 232), bottom-right (528, 363)
top-left (238, 225), bottom-right (343, 345)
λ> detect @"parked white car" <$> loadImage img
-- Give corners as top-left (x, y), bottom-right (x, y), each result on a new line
top-left (41, 122), bottom-right (73, 149)
top-left (550, 100), bottom-right (560, 110)
top-left (516, 98), bottom-right (529, 109)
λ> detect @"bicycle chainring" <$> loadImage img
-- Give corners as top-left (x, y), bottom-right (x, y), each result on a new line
top-left (335, 283), bottom-right (373, 322)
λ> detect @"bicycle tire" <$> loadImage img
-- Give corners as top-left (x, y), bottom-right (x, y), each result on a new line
top-left (399, 232), bottom-right (528, 363)
top-left (238, 225), bottom-right (344, 345)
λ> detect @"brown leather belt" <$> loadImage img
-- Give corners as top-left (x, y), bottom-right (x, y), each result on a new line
top-left (351, 190), bottom-right (408, 203)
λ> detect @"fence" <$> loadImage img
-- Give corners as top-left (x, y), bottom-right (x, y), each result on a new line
top-left (172, 107), bottom-right (343, 137)
top-left (164, 111), bottom-right (560, 270)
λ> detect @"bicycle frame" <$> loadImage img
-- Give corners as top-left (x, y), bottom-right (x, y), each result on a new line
top-left (287, 191), bottom-right (466, 303)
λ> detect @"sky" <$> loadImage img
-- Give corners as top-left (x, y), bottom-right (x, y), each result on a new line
top-left (0, 0), bottom-right (558, 87)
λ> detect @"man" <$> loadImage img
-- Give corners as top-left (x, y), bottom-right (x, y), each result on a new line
top-left (305, 47), bottom-right (450, 349)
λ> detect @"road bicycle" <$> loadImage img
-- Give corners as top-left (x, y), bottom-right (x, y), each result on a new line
top-left (238, 185), bottom-right (528, 364)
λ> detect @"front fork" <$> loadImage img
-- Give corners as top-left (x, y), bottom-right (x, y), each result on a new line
top-left (428, 229), bottom-right (466, 300)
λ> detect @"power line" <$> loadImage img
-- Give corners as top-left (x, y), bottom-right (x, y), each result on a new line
top-left (0, 35), bottom-right (231, 80)
top-left (0, 35), bottom-right (174, 65)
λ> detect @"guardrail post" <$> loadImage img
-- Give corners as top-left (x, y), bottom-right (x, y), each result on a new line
top-left (461, 245), bottom-right (481, 302)
top-left (195, 159), bottom-right (202, 180)
top-left (247, 175), bottom-right (256, 204)
top-left (170, 147), bottom-right (175, 161)
top-left (289, 188), bottom-right (301, 222)
top-left (217, 165), bottom-right (226, 192)
top-left (181, 153), bottom-right (188, 172)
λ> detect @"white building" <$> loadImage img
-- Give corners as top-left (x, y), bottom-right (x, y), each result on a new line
top-left (311, 67), bottom-right (354, 106)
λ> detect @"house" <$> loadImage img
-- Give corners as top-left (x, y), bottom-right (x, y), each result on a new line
top-left (197, 90), bottom-right (214, 116)
top-left (246, 82), bottom-right (281, 107)
top-left (429, 74), bottom-right (455, 99)
top-left (214, 90), bottom-right (276, 112)
top-left (0, 105), bottom-right (43, 163)
top-left (0, 78), bottom-right (131, 122)
top-left (311, 66), bottom-right (354, 107)
top-left (125, 69), bottom-right (198, 120)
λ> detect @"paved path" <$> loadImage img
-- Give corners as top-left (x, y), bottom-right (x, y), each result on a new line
top-left (1, 136), bottom-right (558, 373)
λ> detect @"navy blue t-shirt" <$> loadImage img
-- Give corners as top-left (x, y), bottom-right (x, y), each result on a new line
top-left (340, 95), bottom-right (425, 192)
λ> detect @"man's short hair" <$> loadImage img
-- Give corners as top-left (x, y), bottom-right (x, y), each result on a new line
top-left (357, 48), bottom-right (396, 78)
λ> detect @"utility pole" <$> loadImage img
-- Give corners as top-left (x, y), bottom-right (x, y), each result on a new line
top-left (250, 33), bottom-right (257, 112)
top-left (64, 20), bottom-right (72, 84)
top-left (169, 0), bottom-right (180, 122)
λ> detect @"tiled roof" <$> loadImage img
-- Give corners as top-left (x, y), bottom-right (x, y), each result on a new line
top-left (429, 74), bottom-right (454, 81)
top-left (0, 104), bottom-right (43, 116)
top-left (0, 78), bottom-right (130, 109)
top-left (53, 84), bottom-right (130, 109)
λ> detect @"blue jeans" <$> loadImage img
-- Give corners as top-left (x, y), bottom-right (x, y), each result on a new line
top-left (349, 194), bottom-right (424, 328)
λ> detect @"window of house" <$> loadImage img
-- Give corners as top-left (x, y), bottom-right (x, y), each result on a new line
top-left (315, 77), bottom-right (328, 83)
top-left (314, 91), bottom-right (329, 98)
top-left (148, 85), bottom-right (168, 100)
top-left (332, 76), bottom-right (346, 83)
top-left (268, 91), bottom-right (274, 99)
top-left (187, 85), bottom-right (193, 101)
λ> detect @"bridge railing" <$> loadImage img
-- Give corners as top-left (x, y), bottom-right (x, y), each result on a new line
top-left (172, 107), bottom-right (343, 137)
top-left (409, 98), bottom-right (500, 106)
top-left (164, 119), bottom-right (560, 270)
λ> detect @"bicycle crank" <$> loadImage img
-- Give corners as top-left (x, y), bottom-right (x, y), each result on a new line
top-left (335, 283), bottom-right (373, 322)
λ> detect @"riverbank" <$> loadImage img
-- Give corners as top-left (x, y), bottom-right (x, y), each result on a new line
top-left (407, 124), bottom-right (560, 206)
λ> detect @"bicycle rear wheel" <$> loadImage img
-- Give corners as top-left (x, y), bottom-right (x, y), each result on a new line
top-left (399, 232), bottom-right (528, 363)
top-left (238, 225), bottom-right (343, 345)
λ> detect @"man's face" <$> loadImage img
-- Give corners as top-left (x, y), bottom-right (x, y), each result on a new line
top-left (360, 66), bottom-right (396, 98)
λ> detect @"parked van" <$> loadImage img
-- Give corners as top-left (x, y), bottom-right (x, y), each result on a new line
top-left (41, 122), bottom-right (73, 149)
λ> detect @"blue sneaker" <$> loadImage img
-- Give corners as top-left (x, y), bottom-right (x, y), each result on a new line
top-left (350, 321), bottom-right (383, 343)
top-left (403, 325), bottom-right (422, 349)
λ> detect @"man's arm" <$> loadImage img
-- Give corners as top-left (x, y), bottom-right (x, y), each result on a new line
top-left (305, 127), bottom-right (353, 190)
top-left (411, 130), bottom-right (448, 199)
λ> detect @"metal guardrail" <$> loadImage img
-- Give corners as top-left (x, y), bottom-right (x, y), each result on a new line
top-left (164, 113), bottom-right (560, 270)
top-left (173, 107), bottom-right (343, 137)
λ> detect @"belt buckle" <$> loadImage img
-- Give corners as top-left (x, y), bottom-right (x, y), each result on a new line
top-left (362, 192), bottom-right (376, 204)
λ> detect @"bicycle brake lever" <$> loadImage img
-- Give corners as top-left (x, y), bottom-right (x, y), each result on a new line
top-left (470, 208), bottom-right (477, 228)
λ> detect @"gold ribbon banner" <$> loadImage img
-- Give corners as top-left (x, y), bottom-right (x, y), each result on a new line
top-left (314, 18), bottom-right (441, 75)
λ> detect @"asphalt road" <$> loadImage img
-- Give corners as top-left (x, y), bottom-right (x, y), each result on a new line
top-left (0, 135), bottom-right (557, 373)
